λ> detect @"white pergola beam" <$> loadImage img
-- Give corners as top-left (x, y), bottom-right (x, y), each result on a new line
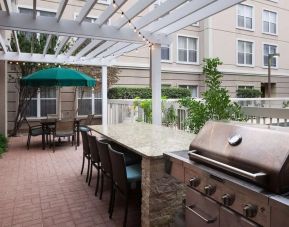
top-left (111, 43), bottom-right (143, 59)
top-left (0, 51), bottom-right (110, 66)
top-left (97, 42), bottom-right (130, 58)
top-left (145, 0), bottom-right (216, 33)
top-left (32, 0), bottom-right (37, 19)
top-left (115, 0), bottom-right (156, 29)
top-left (75, 39), bottom-right (102, 59)
top-left (55, 36), bottom-right (70, 56)
top-left (134, 0), bottom-right (187, 30)
top-left (3, 0), bottom-right (11, 15)
top-left (0, 34), bottom-right (7, 53)
top-left (97, 0), bottom-right (127, 26)
top-left (160, 0), bottom-right (244, 34)
top-left (13, 31), bottom-right (20, 53)
top-left (66, 38), bottom-right (86, 57)
top-left (85, 41), bottom-right (116, 59)
top-left (56, 0), bottom-right (69, 22)
top-left (43, 35), bottom-right (52, 55)
top-left (0, 12), bottom-right (164, 44)
top-left (76, 0), bottom-right (97, 24)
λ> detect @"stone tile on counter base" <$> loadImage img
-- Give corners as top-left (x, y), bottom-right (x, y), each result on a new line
top-left (141, 157), bottom-right (185, 227)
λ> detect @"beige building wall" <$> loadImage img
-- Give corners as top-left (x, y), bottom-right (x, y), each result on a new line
top-left (5, 0), bottom-right (289, 132)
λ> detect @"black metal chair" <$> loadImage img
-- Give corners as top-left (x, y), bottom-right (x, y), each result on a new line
top-left (108, 145), bottom-right (141, 227)
top-left (52, 120), bottom-right (76, 152)
top-left (79, 114), bottom-right (94, 133)
top-left (23, 118), bottom-right (48, 150)
top-left (87, 134), bottom-right (101, 195)
top-left (80, 130), bottom-right (91, 182)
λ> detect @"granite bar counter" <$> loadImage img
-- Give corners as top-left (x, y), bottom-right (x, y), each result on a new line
top-left (89, 123), bottom-right (195, 227)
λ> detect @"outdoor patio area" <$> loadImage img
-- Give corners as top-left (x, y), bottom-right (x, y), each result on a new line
top-left (0, 136), bottom-right (140, 227)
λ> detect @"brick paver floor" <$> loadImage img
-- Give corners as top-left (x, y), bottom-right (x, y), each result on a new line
top-left (0, 136), bottom-right (141, 227)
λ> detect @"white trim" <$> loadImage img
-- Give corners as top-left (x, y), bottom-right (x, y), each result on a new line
top-left (262, 42), bottom-right (279, 69)
top-left (17, 4), bottom-right (57, 14)
top-left (236, 38), bottom-right (255, 67)
top-left (98, 0), bottom-right (111, 5)
top-left (235, 3), bottom-right (255, 32)
top-left (176, 34), bottom-right (199, 65)
top-left (262, 8), bottom-right (278, 36)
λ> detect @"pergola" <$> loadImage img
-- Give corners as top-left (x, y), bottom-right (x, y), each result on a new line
top-left (0, 0), bottom-right (243, 133)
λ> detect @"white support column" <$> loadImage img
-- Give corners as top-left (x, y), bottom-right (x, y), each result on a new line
top-left (0, 60), bottom-right (7, 136)
top-left (101, 65), bottom-right (108, 126)
top-left (151, 44), bottom-right (161, 125)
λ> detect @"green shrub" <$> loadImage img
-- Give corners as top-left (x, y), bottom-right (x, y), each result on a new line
top-left (0, 134), bottom-right (8, 156)
top-left (236, 88), bottom-right (262, 98)
top-left (179, 58), bottom-right (246, 133)
top-left (108, 87), bottom-right (191, 99)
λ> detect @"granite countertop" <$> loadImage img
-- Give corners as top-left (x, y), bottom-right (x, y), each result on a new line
top-left (89, 123), bottom-right (195, 158)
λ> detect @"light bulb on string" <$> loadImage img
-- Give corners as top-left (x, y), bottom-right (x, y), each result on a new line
top-left (112, 1), bottom-right (116, 7)
top-left (134, 27), bottom-right (137, 32)
top-left (138, 32), bottom-right (141, 37)
top-left (121, 12), bottom-right (124, 18)
top-left (128, 20), bottom-right (131, 26)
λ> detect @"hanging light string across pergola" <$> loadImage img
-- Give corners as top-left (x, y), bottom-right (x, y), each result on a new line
top-left (112, 0), bottom-right (152, 47)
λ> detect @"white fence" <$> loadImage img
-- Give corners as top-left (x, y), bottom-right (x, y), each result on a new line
top-left (108, 98), bottom-right (289, 129)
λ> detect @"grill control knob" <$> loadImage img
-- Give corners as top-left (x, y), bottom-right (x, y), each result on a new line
top-left (222, 194), bottom-right (235, 206)
top-left (189, 177), bottom-right (200, 187)
top-left (243, 204), bottom-right (258, 218)
top-left (204, 185), bottom-right (216, 195)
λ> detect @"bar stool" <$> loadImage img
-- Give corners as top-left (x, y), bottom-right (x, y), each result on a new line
top-left (87, 135), bottom-right (101, 195)
top-left (108, 145), bottom-right (141, 227)
top-left (80, 131), bottom-right (90, 182)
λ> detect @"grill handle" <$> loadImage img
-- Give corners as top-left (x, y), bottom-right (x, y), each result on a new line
top-left (185, 205), bottom-right (216, 223)
top-left (188, 150), bottom-right (267, 184)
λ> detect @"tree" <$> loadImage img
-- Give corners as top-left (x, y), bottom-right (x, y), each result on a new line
top-left (179, 58), bottom-right (245, 133)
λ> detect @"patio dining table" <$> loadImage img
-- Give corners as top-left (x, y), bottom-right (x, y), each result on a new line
top-left (40, 118), bottom-right (81, 149)
top-left (89, 122), bottom-right (194, 227)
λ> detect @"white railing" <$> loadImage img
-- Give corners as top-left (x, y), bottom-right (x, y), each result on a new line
top-left (108, 98), bottom-right (289, 129)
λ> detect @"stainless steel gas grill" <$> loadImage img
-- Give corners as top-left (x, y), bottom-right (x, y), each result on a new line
top-left (165, 121), bottom-right (289, 227)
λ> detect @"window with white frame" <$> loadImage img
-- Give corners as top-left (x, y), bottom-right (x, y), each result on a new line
top-left (263, 44), bottom-right (277, 67)
top-left (237, 4), bottom-right (253, 30)
top-left (19, 7), bottom-right (56, 17)
top-left (179, 85), bottom-right (198, 98)
top-left (238, 85), bottom-right (254, 90)
top-left (161, 44), bottom-right (171, 61)
top-left (237, 40), bottom-right (254, 66)
top-left (178, 36), bottom-right (198, 63)
top-left (25, 87), bottom-right (57, 118)
top-left (78, 89), bottom-right (102, 116)
top-left (263, 10), bottom-right (277, 35)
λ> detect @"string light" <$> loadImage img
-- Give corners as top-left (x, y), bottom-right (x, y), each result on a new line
top-left (115, 1), bottom-right (152, 46)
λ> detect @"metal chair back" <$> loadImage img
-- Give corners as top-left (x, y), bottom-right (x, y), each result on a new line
top-left (80, 131), bottom-right (90, 156)
top-left (87, 134), bottom-right (100, 163)
top-left (96, 139), bottom-right (112, 175)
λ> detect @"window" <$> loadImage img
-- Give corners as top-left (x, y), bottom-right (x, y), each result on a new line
top-left (237, 40), bottom-right (254, 66)
top-left (179, 85), bottom-right (198, 98)
top-left (237, 4), bottom-right (253, 30)
top-left (238, 85), bottom-right (254, 90)
top-left (263, 10), bottom-right (277, 35)
top-left (192, 22), bottom-right (200, 27)
top-left (78, 89), bottom-right (102, 116)
top-left (263, 44), bottom-right (277, 67)
top-left (19, 7), bottom-right (56, 17)
top-left (178, 36), bottom-right (198, 63)
top-left (162, 84), bottom-right (171, 88)
top-left (26, 88), bottom-right (57, 118)
top-left (161, 44), bottom-right (171, 61)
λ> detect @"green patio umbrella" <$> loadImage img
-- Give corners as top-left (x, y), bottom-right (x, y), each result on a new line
top-left (20, 67), bottom-right (96, 87)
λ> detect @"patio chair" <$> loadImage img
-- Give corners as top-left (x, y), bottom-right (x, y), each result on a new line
top-left (80, 131), bottom-right (91, 182)
top-left (108, 145), bottom-right (141, 227)
top-left (87, 134), bottom-right (101, 194)
top-left (52, 120), bottom-right (76, 152)
top-left (23, 117), bottom-right (48, 150)
top-left (79, 114), bottom-right (94, 133)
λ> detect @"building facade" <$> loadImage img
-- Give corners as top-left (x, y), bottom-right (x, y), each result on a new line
top-left (4, 0), bottom-right (289, 131)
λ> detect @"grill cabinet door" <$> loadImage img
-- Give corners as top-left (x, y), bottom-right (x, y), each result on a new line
top-left (220, 206), bottom-right (260, 227)
top-left (186, 187), bottom-right (219, 227)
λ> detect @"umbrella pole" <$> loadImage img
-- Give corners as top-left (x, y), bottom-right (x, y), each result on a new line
top-left (58, 87), bottom-right (61, 120)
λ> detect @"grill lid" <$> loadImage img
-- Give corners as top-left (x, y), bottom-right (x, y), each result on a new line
top-left (188, 121), bottom-right (289, 194)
